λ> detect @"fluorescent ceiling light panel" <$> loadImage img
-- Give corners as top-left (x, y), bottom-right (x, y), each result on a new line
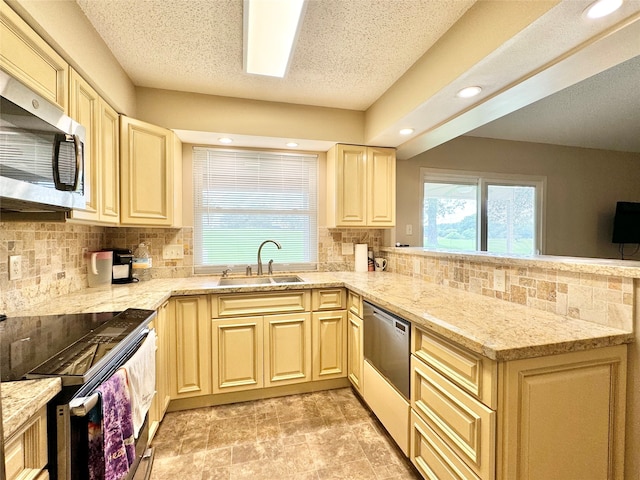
top-left (244, 0), bottom-right (305, 78)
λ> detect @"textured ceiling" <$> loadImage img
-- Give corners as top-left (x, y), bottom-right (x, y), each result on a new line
top-left (468, 55), bottom-right (640, 153)
top-left (75, 0), bottom-right (475, 110)
top-left (74, 0), bottom-right (640, 155)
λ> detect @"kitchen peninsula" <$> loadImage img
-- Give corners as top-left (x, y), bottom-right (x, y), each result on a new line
top-left (3, 251), bottom-right (637, 480)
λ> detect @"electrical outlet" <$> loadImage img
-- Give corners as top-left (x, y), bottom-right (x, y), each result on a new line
top-left (162, 244), bottom-right (184, 260)
top-left (9, 255), bottom-right (22, 280)
top-left (341, 242), bottom-right (354, 255)
top-left (494, 269), bottom-right (506, 292)
top-left (413, 257), bottom-right (421, 275)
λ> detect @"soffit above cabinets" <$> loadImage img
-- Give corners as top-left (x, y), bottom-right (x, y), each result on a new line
top-left (71, 0), bottom-right (640, 156)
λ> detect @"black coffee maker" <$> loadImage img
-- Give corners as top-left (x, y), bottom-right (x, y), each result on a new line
top-left (108, 248), bottom-right (137, 284)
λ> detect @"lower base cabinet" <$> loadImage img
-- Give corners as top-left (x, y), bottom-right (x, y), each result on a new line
top-left (409, 325), bottom-right (627, 480)
top-left (4, 406), bottom-right (48, 480)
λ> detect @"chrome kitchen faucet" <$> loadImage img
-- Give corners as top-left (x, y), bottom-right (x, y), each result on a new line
top-left (257, 240), bottom-right (281, 275)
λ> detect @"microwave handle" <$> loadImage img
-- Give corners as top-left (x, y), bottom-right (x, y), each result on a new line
top-left (72, 134), bottom-right (82, 191)
top-left (52, 134), bottom-right (82, 191)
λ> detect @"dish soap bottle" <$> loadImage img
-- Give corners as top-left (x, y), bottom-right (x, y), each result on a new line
top-left (133, 242), bottom-right (152, 281)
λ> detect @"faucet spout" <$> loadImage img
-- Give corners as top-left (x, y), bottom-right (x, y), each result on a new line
top-left (257, 240), bottom-right (281, 275)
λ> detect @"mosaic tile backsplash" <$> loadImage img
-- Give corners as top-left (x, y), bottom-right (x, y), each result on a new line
top-left (0, 223), bottom-right (381, 313)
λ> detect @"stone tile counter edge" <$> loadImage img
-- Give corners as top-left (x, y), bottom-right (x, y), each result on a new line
top-left (2, 377), bottom-right (61, 440)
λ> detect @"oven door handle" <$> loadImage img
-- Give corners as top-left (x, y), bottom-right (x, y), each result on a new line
top-left (69, 392), bottom-right (100, 417)
top-left (68, 327), bottom-right (151, 417)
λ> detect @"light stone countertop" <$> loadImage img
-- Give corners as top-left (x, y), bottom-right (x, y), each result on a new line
top-left (3, 270), bottom-right (634, 440)
top-left (8, 271), bottom-right (634, 361)
top-left (2, 378), bottom-right (61, 440)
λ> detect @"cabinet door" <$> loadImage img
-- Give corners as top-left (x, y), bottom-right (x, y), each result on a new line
top-left (366, 147), bottom-right (396, 226)
top-left (498, 345), bottom-right (627, 480)
top-left (212, 316), bottom-right (264, 393)
top-left (168, 296), bottom-right (211, 399)
top-left (312, 310), bottom-right (347, 381)
top-left (98, 99), bottom-right (120, 222)
top-left (0, 2), bottom-right (68, 110)
top-left (264, 312), bottom-right (312, 387)
top-left (149, 301), bottom-right (170, 439)
top-left (68, 68), bottom-right (99, 220)
top-left (347, 312), bottom-right (364, 393)
top-left (336, 144), bottom-right (367, 226)
top-left (120, 116), bottom-right (174, 225)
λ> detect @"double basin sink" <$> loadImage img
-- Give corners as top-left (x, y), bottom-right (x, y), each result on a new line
top-left (217, 275), bottom-right (305, 286)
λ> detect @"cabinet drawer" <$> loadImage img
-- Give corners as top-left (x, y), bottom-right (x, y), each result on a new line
top-left (347, 290), bottom-right (362, 317)
top-left (212, 291), bottom-right (310, 317)
top-left (312, 288), bottom-right (346, 310)
top-left (411, 356), bottom-right (495, 480)
top-left (5, 405), bottom-right (48, 480)
top-left (410, 410), bottom-right (481, 480)
top-left (413, 326), bottom-right (497, 409)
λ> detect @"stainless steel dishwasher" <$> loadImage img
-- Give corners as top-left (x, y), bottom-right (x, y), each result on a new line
top-left (363, 300), bottom-right (411, 399)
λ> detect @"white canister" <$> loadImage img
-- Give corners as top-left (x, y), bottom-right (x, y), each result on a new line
top-left (354, 244), bottom-right (368, 272)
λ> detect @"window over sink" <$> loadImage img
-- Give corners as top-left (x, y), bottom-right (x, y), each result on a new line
top-left (192, 147), bottom-right (318, 274)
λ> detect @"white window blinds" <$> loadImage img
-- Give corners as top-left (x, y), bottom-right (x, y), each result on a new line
top-left (193, 147), bottom-right (318, 274)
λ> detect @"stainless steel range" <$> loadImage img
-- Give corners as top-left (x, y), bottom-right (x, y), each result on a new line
top-left (0, 308), bottom-right (156, 480)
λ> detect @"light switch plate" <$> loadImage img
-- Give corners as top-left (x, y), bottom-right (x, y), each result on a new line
top-left (9, 255), bottom-right (22, 280)
top-left (406, 224), bottom-right (413, 235)
top-left (162, 244), bottom-right (184, 259)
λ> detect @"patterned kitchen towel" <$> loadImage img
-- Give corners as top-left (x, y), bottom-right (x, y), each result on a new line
top-left (88, 368), bottom-right (136, 480)
top-left (123, 329), bottom-right (157, 438)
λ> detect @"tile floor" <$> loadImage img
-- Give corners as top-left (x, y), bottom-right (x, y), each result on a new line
top-left (149, 387), bottom-right (422, 480)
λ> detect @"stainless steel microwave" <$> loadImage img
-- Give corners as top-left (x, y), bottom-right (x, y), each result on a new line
top-left (0, 70), bottom-right (85, 216)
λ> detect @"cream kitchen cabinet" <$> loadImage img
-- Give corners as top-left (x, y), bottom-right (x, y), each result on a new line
top-left (149, 300), bottom-right (171, 439)
top-left (0, 0), bottom-right (68, 111)
top-left (120, 116), bottom-right (182, 226)
top-left (326, 144), bottom-right (396, 227)
top-left (346, 290), bottom-right (364, 393)
top-left (211, 291), bottom-right (313, 393)
top-left (68, 68), bottom-right (120, 224)
top-left (4, 405), bottom-right (48, 480)
top-left (212, 315), bottom-right (264, 393)
top-left (410, 325), bottom-right (627, 480)
top-left (312, 310), bottom-right (347, 381)
top-left (168, 295), bottom-right (211, 400)
top-left (312, 288), bottom-right (347, 381)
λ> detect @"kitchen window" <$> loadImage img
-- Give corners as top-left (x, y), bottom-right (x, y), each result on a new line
top-left (421, 168), bottom-right (545, 255)
top-left (193, 148), bottom-right (318, 274)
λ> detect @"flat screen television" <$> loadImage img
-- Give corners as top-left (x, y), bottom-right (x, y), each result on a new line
top-left (612, 201), bottom-right (640, 244)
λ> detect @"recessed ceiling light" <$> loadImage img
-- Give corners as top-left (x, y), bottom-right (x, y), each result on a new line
top-left (584, 0), bottom-right (623, 18)
top-left (219, 137), bottom-right (233, 144)
top-left (243, 0), bottom-right (306, 77)
top-left (286, 142), bottom-right (299, 147)
top-left (456, 86), bottom-right (482, 98)
top-left (399, 128), bottom-right (414, 135)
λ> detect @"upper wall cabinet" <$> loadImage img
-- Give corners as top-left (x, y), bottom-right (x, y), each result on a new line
top-left (0, 0), bottom-right (68, 111)
top-left (120, 116), bottom-right (182, 226)
top-left (68, 68), bottom-right (120, 224)
top-left (326, 144), bottom-right (396, 228)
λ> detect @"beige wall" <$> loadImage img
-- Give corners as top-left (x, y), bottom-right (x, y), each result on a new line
top-left (395, 136), bottom-right (640, 259)
top-left (136, 87), bottom-right (364, 145)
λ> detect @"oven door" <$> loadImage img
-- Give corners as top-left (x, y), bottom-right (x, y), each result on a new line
top-left (52, 330), bottom-right (153, 480)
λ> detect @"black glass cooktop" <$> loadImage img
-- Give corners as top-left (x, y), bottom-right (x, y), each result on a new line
top-left (0, 309), bottom-right (153, 383)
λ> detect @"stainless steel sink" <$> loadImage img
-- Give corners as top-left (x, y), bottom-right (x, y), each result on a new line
top-left (270, 275), bottom-right (304, 283)
top-left (217, 275), bottom-right (304, 286)
top-left (217, 277), bottom-right (273, 286)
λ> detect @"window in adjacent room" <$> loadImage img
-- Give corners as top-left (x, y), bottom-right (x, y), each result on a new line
top-left (193, 147), bottom-right (318, 274)
top-left (421, 168), bottom-right (545, 255)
